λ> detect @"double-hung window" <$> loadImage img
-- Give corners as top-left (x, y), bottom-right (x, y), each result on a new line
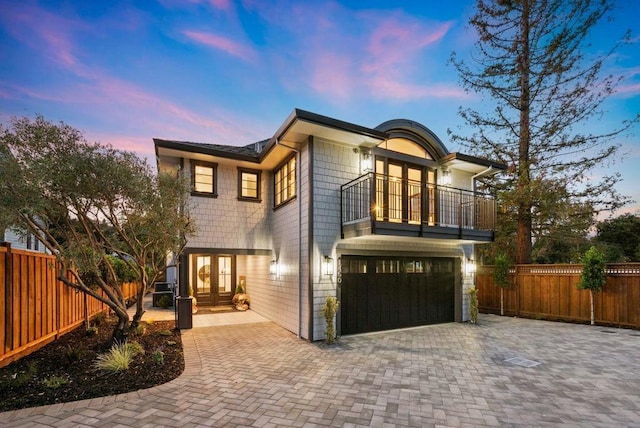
top-left (191, 160), bottom-right (217, 197)
top-left (238, 167), bottom-right (261, 202)
top-left (274, 155), bottom-right (296, 207)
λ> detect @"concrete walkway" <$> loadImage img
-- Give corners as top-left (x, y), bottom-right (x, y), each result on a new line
top-left (2, 315), bottom-right (640, 427)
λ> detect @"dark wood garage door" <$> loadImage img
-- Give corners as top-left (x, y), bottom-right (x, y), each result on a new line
top-left (340, 256), bottom-right (457, 335)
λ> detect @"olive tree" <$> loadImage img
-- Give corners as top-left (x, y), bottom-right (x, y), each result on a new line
top-left (0, 116), bottom-right (193, 341)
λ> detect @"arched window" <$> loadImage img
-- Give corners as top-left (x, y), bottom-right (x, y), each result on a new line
top-left (377, 138), bottom-right (432, 160)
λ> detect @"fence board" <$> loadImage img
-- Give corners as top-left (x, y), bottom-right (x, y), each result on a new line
top-left (478, 264), bottom-right (640, 328)
top-left (0, 244), bottom-right (139, 368)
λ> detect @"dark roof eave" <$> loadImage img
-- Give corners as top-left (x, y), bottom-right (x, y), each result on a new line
top-left (153, 138), bottom-right (260, 163)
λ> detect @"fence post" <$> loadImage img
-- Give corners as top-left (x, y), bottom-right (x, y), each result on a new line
top-left (515, 264), bottom-right (520, 317)
top-left (3, 243), bottom-right (12, 353)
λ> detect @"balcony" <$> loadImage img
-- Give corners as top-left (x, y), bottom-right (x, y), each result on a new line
top-left (340, 173), bottom-right (497, 242)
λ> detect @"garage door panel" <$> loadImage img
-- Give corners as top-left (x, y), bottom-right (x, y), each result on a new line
top-left (341, 256), bottom-right (456, 335)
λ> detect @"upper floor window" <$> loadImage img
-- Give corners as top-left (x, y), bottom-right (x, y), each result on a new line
top-left (191, 160), bottom-right (217, 197)
top-left (238, 167), bottom-right (261, 202)
top-left (274, 155), bottom-right (296, 207)
top-left (378, 138), bottom-right (432, 160)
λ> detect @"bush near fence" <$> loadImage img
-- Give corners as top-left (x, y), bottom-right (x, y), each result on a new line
top-left (1, 243), bottom-right (138, 368)
top-left (476, 264), bottom-right (640, 328)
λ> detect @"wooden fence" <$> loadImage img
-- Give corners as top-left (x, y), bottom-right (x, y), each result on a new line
top-left (476, 263), bottom-right (640, 328)
top-left (1, 243), bottom-right (137, 368)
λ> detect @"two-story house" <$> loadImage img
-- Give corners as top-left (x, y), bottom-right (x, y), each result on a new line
top-left (154, 109), bottom-right (504, 340)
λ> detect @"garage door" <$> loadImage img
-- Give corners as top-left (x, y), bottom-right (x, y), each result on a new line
top-left (340, 256), bottom-right (457, 335)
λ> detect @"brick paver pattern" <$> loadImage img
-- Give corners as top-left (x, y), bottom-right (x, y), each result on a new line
top-left (2, 314), bottom-right (640, 427)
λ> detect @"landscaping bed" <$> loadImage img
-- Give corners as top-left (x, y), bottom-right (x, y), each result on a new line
top-left (0, 316), bottom-right (184, 412)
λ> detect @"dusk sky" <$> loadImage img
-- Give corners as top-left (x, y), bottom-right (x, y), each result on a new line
top-left (1, 0), bottom-right (639, 215)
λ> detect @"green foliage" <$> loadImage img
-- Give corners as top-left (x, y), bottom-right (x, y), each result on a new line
top-left (86, 326), bottom-right (98, 336)
top-left (467, 288), bottom-right (478, 325)
top-left (322, 296), bottom-right (340, 345)
top-left (42, 375), bottom-right (69, 389)
top-left (0, 115), bottom-right (195, 342)
top-left (126, 341), bottom-right (145, 357)
top-left (92, 312), bottom-right (106, 326)
top-left (153, 349), bottom-right (164, 365)
top-left (166, 340), bottom-right (177, 346)
top-left (94, 341), bottom-right (140, 372)
top-left (158, 329), bottom-right (172, 337)
top-left (578, 246), bottom-right (607, 293)
top-left (64, 345), bottom-right (84, 364)
top-left (156, 295), bottom-right (173, 308)
top-left (595, 214), bottom-right (640, 261)
top-left (493, 254), bottom-right (511, 289)
top-left (450, 0), bottom-right (636, 264)
top-left (0, 362), bottom-right (38, 392)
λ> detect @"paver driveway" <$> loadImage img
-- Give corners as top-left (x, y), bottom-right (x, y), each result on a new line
top-left (2, 314), bottom-right (640, 427)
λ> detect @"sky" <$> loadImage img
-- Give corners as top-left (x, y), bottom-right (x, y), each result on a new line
top-left (1, 0), bottom-right (639, 215)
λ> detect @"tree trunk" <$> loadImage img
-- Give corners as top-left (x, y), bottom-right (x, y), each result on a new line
top-left (500, 287), bottom-right (504, 316)
top-left (112, 312), bottom-right (129, 343)
top-left (516, 0), bottom-right (533, 265)
top-left (590, 290), bottom-right (595, 326)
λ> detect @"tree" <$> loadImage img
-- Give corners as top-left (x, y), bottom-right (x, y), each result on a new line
top-left (493, 253), bottom-right (511, 315)
top-left (594, 213), bottom-right (640, 261)
top-left (0, 116), bottom-right (194, 341)
top-left (450, 0), bottom-right (638, 264)
top-left (578, 245), bottom-right (606, 325)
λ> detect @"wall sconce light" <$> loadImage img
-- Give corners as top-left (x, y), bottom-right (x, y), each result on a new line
top-left (360, 149), bottom-right (372, 173)
top-left (323, 255), bottom-right (334, 276)
top-left (270, 259), bottom-right (280, 278)
top-left (466, 258), bottom-right (476, 276)
top-left (442, 168), bottom-right (452, 186)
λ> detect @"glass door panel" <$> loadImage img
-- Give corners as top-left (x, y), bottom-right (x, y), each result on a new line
top-left (408, 167), bottom-right (421, 224)
top-left (427, 170), bottom-right (436, 226)
top-left (375, 160), bottom-right (385, 221)
top-left (388, 164), bottom-right (403, 223)
top-left (195, 255), bottom-right (212, 304)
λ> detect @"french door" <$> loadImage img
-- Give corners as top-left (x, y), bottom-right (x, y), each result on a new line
top-left (192, 254), bottom-right (235, 306)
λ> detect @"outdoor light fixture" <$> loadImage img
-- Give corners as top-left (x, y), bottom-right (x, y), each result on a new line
top-left (466, 258), bottom-right (477, 276)
top-left (441, 168), bottom-right (452, 186)
top-left (270, 259), bottom-right (279, 278)
top-left (323, 255), bottom-right (334, 276)
top-left (360, 149), bottom-right (372, 173)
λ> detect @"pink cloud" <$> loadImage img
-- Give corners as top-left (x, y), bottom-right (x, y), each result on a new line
top-left (183, 30), bottom-right (257, 62)
top-left (0, 3), bottom-right (84, 69)
top-left (367, 76), bottom-right (469, 101)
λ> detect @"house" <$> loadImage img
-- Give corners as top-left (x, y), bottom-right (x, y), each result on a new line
top-left (2, 227), bottom-right (49, 254)
top-left (154, 109), bottom-right (505, 340)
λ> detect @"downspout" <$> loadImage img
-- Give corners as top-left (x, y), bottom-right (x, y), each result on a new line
top-left (275, 139), bottom-right (304, 339)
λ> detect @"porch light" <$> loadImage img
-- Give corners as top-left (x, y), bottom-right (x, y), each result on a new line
top-left (323, 255), bottom-right (334, 276)
top-left (360, 149), bottom-right (372, 173)
top-left (466, 258), bottom-right (476, 276)
top-left (270, 259), bottom-right (280, 278)
top-left (441, 168), bottom-right (452, 186)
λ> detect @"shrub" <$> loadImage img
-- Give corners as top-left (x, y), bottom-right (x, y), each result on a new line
top-left (126, 341), bottom-right (145, 357)
top-left (156, 295), bottom-right (173, 308)
top-left (65, 345), bottom-right (84, 363)
top-left (42, 375), bottom-right (69, 389)
top-left (159, 329), bottom-right (172, 337)
top-left (86, 326), bottom-right (98, 336)
top-left (94, 342), bottom-right (136, 372)
top-left (153, 349), bottom-right (164, 365)
top-left (468, 288), bottom-right (479, 324)
top-left (322, 296), bottom-right (340, 345)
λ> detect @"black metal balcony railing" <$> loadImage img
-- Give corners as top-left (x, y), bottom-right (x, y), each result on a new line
top-left (340, 173), bottom-right (497, 234)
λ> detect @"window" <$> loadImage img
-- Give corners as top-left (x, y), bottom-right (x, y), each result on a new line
top-left (191, 160), bottom-right (217, 197)
top-left (238, 168), bottom-right (261, 202)
top-left (274, 155), bottom-right (296, 207)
